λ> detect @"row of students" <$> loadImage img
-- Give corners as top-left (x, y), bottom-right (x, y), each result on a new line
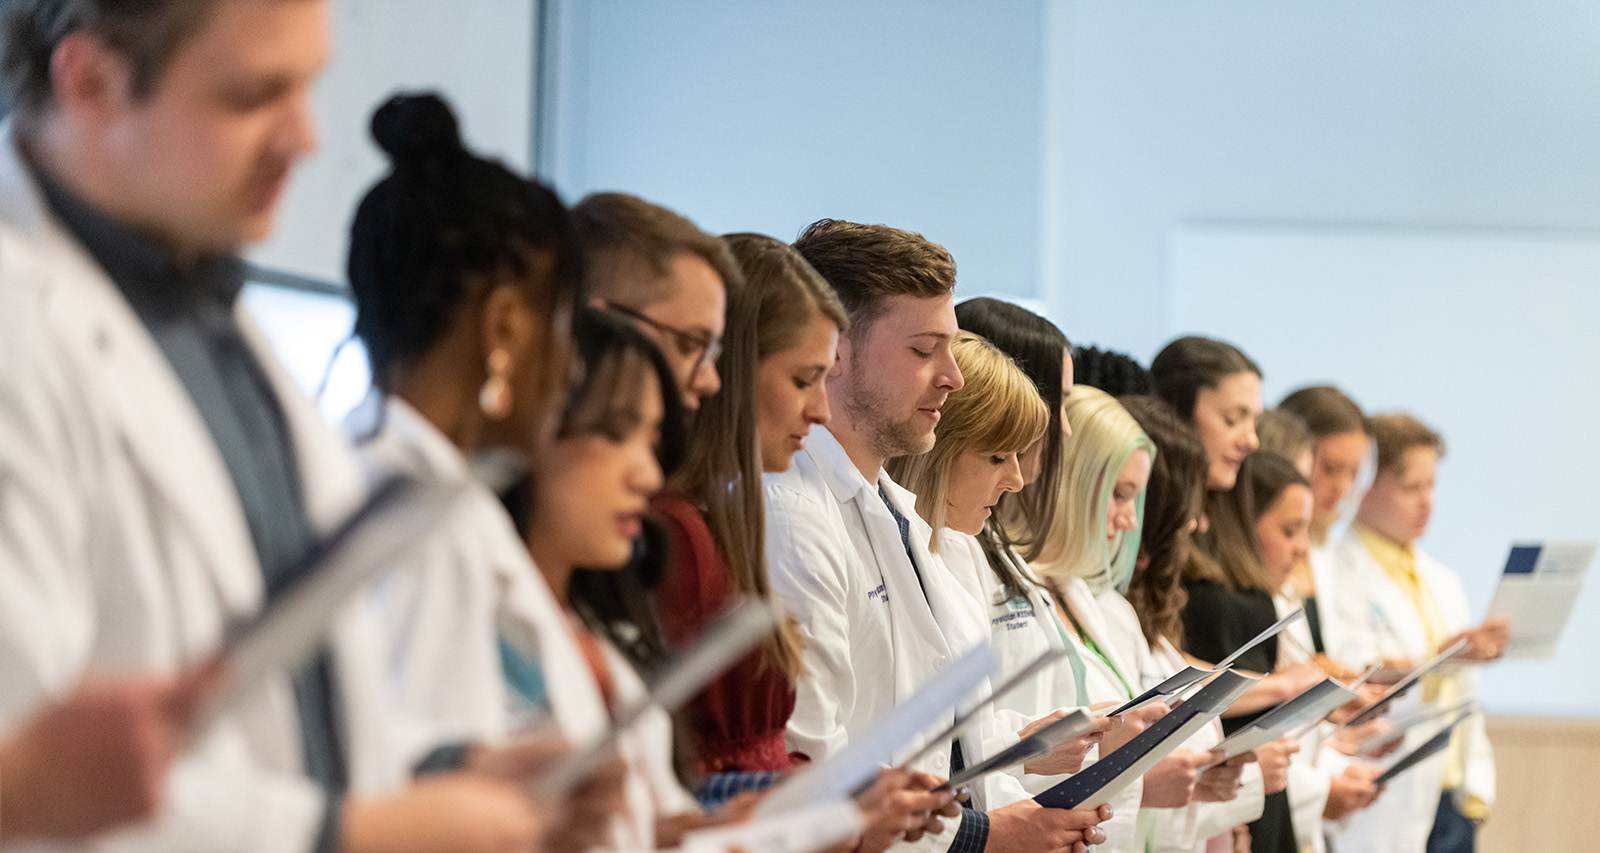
top-left (0, 4), bottom-right (1503, 853)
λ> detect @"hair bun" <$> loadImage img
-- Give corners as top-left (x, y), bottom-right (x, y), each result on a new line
top-left (370, 92), bottom-right (462, 163)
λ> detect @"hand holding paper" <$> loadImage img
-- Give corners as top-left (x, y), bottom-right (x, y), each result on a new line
top-left (1448, 618), bottom-right (1511, 663)
top-left (1322, 763), bottom-right (1383, 820)
top-left (1035, 670), bottom-right (1257, 810)
top-left (755, 643), bottom-right (998, 818)
top-left (1254, 737), bottom-right (1300, 795)
top-left (1342, 638), bottom-right (1469, 728)
top-left (1139, 749), bottom-right (1207, 808)
top-left (1017, 710), bottom-right (1112, 777)
top-left (1098, 702), bottom-right (1167, 755)
top-left (1485, 541), bottom-right (1596, 659)
top-left (856, 770), bottom-right (960, 853)
top-left (1194, 754), bottom-right (1248, 803)
top-left (939, 710), bottom-right (1100, 791)
top-left (986, 800), bottom-right (1111, 852)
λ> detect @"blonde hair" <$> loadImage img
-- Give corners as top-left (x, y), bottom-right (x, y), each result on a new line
top-left (888, 332), bottom-right (1048, 550)
top-left (1027, 386), bottom-right (1156, 592)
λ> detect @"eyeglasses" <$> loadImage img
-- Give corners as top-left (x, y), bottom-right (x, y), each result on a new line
top-left (602, 301), bottom-right (723, 376)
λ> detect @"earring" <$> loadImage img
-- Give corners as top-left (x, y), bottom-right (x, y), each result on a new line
top-left (479, 349), bottom-right (513, 420)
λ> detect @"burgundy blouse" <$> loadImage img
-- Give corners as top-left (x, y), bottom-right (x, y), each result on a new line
top-left (652, 492), bottom-right (799, 775)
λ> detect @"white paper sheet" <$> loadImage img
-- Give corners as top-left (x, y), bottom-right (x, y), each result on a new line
top-left (1486, 541), bottom-right (1597, 659)
top-left (1212, 678), bottom-right (1358, 761)
top-left (678, 800), bottom-right (863, 853)
top-left (754, 642), bottom-right (998, 817)
top-left (940, 709), bottom-right (1099, 791)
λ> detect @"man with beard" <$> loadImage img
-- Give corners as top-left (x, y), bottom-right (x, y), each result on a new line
top-left (763, 219), bottom-right (1109, 853)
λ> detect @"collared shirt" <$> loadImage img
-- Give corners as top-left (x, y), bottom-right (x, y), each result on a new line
top-left (35, 171), bottom-right (350, 831)
top-left (1351, 523), bottom-right (1448, 655)
top-left (1352, 523), bottom-right (1483, 815)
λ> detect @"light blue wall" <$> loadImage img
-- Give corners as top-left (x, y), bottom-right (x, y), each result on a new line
top-left (542, 0), bottom-right (1048, 300)
top-left (1046, 0), bottom-right (1600, 356)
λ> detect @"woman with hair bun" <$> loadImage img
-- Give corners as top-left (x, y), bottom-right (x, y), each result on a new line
top-left (1073, 345), bottom-right (1155, 398)
top-left (344, 92), bottom-right (639, 851)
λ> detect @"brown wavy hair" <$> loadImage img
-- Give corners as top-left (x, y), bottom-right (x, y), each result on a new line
top-left (1119, 396), bottom-right (1207, 649)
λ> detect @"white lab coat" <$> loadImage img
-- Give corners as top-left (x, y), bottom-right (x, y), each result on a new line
top-left (1307, 541), bottom-right (1364, 670)
top-left (763, 427), bottom-right (1031, 852)
top-left (1323, 535), bottom-right (1494, 853)
top-left (936, 531), bottom-right (1086, 747)
top-left (1092, 587), bottom-right (1266, 853)
top-left (1031, 572), bottom-right (1151, 853)
top-left (943, 530), bottom-right (1156, 841)
top-left (351, 395), bottom-right (695, 850)
top-left (0, 123), bottom-right (419, 852)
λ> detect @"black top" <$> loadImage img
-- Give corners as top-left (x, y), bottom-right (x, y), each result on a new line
top-left (1181, 576), bottom-right (1295, 853)
top-left (1181, 577), bottom-right (1280, 730)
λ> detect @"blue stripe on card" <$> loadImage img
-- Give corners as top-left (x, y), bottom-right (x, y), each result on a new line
top-left (1504, 545), bottom-right (1541, 575)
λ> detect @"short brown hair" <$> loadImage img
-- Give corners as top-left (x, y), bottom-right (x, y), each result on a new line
top-left (572, 192), bottom-right (740, 308)
top-left (792, 218), bottom-right (955, 337)
top-left (1367, 413), bottom-right (1444, 474)
top-left (1278, 385), bottom-right (1366, 439)
top-left (1255, 409), bottom-right (1313, 464)
top-left (2, 0), bottom-right (217, 116)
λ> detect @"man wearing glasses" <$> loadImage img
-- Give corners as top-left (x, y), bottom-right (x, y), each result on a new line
top-left (573, 192), bottom-right (739, 411)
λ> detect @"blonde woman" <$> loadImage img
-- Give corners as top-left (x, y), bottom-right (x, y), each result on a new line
top-left (890, 333), bottom-right (1121, 849)
top-left (1030, 386), bottom-right (1267, 853)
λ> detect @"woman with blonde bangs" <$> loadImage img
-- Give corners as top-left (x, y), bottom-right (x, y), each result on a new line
top-left (891, 332), bottom-right (1051, 551)
top-left (888, 333), bottom-right (1118, 848)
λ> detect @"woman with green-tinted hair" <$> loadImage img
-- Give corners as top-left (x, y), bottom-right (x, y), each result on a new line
top-left (1029, 386), bottom-right (1156, 598)
top-left (1027, 385), bottom-right (1254, 851)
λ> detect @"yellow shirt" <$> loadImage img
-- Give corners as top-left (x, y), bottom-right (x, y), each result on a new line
top-left (1353, 523), bottom-right (1488, 820)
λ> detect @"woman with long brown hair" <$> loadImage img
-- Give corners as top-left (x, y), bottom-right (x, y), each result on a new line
top-left (1149, 337), bottom-right (1323, 853)
top-left (651, 233), bottom-right (843, 784)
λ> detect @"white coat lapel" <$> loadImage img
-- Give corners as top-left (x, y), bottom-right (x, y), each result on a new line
top-left (1350, 541), bottom-right (1430, 660)
top-left (1062, 577), bottom-right (1137, 693)
top-left (0, 127), bottom-right (259, 614)
top-left (882, 477), bottom-right (989, 655)
top-left (808, 428), bottom-right (953, 705)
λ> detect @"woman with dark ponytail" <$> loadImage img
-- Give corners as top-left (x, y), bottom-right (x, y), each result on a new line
top-left (344, 92), bottom-right (648, 851)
